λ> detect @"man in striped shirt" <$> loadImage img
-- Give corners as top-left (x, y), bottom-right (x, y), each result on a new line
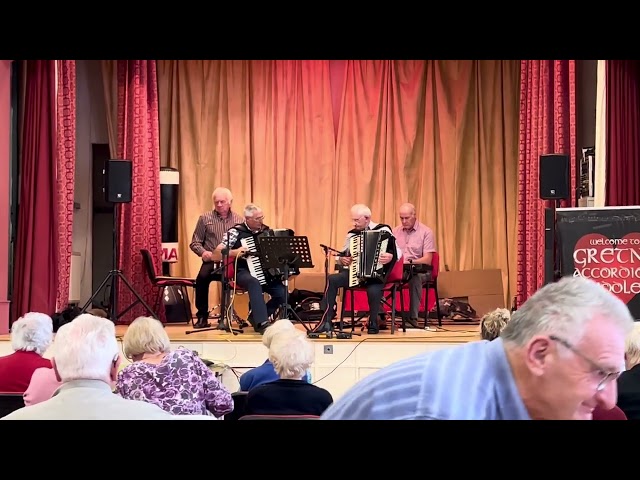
top-left (190, 187), bottom-right (243, 328)
top-left (321, 276), bottom-right (633, 420)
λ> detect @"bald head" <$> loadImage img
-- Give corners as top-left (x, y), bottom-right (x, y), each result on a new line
top-left (399, 203), bottom-right (417, 229)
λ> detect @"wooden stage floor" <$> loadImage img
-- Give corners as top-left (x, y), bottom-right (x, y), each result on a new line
top-left (114, 321), bottom-right (481, 344)
top-left (0, 320), bottom-right (481, 344)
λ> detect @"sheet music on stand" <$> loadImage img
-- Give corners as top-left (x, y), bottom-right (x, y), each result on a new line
top-left (258, 235), bottom-right (314, 328)
top-left (258, 235), bottom-right (314, 271)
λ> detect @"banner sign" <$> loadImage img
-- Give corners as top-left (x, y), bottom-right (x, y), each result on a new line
top-left (556, 206), bottom-right (640, 320)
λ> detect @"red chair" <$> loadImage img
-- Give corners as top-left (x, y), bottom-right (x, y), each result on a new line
top-left (340, 255), bottom-right (405, 334)
top-left (219, 258), bottom-right (249, 327)
top-left (140, 249), bottom-right (196, 325)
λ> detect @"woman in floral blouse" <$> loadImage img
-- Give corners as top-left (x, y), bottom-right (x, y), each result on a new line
top-left (115, 316), bottom-right (233, 417)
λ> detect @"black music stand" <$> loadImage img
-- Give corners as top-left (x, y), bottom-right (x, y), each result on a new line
top-left (258, 235), bottom-right (314, 331)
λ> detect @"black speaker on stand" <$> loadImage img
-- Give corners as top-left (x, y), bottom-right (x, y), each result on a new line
top-left (80, 159), bottom-right (158, 322)
top-left (540, 153), bottom-right (570, 285)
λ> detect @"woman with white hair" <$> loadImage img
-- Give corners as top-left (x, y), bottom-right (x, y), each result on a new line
top-left (244, 329), bottom-right (333, 416)
top-left (616, 322), bottom-right (640, 419)
top-left (0, 312), bottom-right (54, 392)
top-left (115, 316), bottom-right (234, 417)
top-left (239, 319), bottom-right (311, 391)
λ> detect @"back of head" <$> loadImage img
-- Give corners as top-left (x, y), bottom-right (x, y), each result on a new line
top-left (269, 329), bottom-right (314, 380)
top-left (480, 308), bottom-right (511, 341)
top-left (11, 312), bottom-right (53, 355)
top-left (53, 314), bottom-right (118, 383)
top-left (262, 319), bottom-right (296, 348)
top-left (500, 276), bottom-right (634, 347)
top-left (123, 316), bottom-right (171, 359)
top-left (624, 322), bottom-right (640, 369)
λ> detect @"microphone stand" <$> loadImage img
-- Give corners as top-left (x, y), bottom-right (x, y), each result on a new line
top-left (321, 245), bottom-right (330, 287)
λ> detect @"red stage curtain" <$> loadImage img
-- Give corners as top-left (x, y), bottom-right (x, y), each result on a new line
top-left (115, 60), bottom-right (163, 324)
top-left (605, 60), bottom-right (640, 206)
top-left (55, 60), bottom-right (77, 312)
top-left (12, 60), bottom-right (58, 320)
top-left (516, 60), bottom-right (577, 304)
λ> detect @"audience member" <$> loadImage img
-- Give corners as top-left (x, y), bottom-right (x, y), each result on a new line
top-left (245, 329), bottom-right (333, 416)
top-left (1, 314), bottom-right (180, 420)
top-left (616, 321), bottom-right (640, 420)
top-left (321, 276), bottom-right (633, 420)
top-left (480, 308), bottom-right (511, 341)
top-left (239, 320), bottom-right (310, 391)
top-left (0, 312), bottom-right (53, 393)
top-left (115, 316), bottom-right (233, 417)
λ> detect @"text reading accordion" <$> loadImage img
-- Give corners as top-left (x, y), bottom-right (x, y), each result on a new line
top-left (347, 229), bottom-right (396, 287)
top-left (240, 228), bottom-right (300, 285)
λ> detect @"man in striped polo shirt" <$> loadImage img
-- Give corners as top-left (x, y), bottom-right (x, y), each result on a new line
top-left (321, 276), bottom-right (633, 420)
top-left (190, 187), bottom-right (243, 328)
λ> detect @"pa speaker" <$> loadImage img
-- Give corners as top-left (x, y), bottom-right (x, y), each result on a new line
top-left (539, 154), bottom-right (569, 200)
top-left (104, 159), bottom-right (132, 203)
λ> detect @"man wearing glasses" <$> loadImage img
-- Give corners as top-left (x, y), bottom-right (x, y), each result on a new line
top-left (320, 276), bottom-right (632, 420)
top-left (214, 204), bottom-right (286, 334)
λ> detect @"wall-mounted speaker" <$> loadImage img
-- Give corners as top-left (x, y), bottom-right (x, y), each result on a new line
top-left (104, 159), bottom-right (132, 203)
top-left (539, 154), bottom-right (569, 200)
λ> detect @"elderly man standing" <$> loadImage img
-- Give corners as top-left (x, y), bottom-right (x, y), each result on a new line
top-left (392, 203), bottom-right (436, 328)
top-left (321, 276), bottom-right (633, 420)
top-left (190, 187), bottom-right (244, 328)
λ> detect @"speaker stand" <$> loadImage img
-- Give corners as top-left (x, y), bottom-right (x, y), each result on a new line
top-left (81, 202), bottom-right (158, 322)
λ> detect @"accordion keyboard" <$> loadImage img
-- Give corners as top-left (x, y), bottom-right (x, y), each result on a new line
top-left (240, 236), bottom-right (266, 285)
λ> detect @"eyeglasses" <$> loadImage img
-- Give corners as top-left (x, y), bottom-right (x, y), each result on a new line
top-left (549, 335), bottom-right (622, 392)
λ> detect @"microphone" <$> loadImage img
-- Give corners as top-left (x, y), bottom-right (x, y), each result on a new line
top-left (221, 248), bottom-right (230, 256)
top-left (320, 244), bottom-right (345, 255)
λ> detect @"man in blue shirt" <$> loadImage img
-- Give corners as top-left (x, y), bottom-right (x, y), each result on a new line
top-left (321, 276), bottom-right (633, 420)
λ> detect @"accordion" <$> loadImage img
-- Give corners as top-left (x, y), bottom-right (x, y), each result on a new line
top-left (347, 229), bottom-right (395, 287)
top-left (240, 228), bottom-right (300, 285)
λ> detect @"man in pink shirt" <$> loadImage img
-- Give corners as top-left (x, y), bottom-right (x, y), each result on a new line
top-left (392, 203), bottom-right (436, 328)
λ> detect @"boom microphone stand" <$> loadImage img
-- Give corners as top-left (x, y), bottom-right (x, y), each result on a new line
top-left (81, 202), bottom-right (157, 322)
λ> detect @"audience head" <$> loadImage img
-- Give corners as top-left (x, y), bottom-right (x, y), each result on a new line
top-left (262, 319), bottom-right (296, 349)
top-left (244, 203), bottom-right (265, 230)
top-left (122, 316), bottom-right (171, 361)
top-left (212, 187), bottom-right (233, 216)
top-left (398, 203), bottom-right (417, 230)
top-left (350, 203), bottom-right (371, 231)
top-left (480, 308), bottom-right (511, 341)
top-left (624, 322), bottom-right (640, 370)
top-left (86, 308), bottom-right (108, 318)
top-left (500, 276), bottom-right (634, 420)
top-left (269, 330), bottom-right (314, 380)
top-left (51, 314), bottom-right (120, 385)
top-left (11, 312), bottom-right (53, 356)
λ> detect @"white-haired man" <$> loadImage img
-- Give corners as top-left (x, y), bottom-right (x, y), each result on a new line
top-left (0, 312), bottom-right (53, 393)
top-left (244, 329), bottom-right (333, 416)
top-left (213, 204), bottom-right (286, 334)
top-left (321, 276), bottom-right (634, 420)
top-left (392, 202), bottom-right (437, 328)
top-left (190, 187), bottom-right (244, 328)
top-left (313, 204), bottom-right (400, 335)
top-left (1, 314), bottom-right (178, 420)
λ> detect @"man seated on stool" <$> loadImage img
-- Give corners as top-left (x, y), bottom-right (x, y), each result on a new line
top-left (190, 187), bottom-right (243, 328)
top-left (213, 204), bottom-right (286, 334)
top-left (392, 203), bottom-right (436, 328)
top-left (313, 203), bottom-right (401, 335)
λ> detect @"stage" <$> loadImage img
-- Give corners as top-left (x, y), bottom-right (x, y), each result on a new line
top-left (0, 320), bottom-right (480, 400)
